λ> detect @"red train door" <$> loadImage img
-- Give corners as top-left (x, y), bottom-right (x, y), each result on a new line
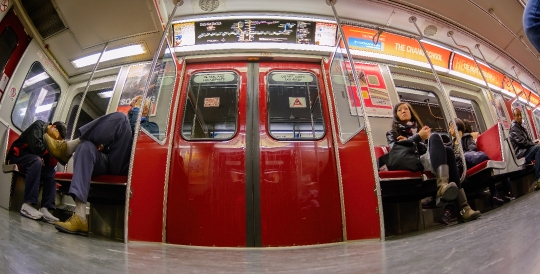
top-left (0, 9), bottom-right (31, 100)
top-left (167, 61), bottom-right (341, 247)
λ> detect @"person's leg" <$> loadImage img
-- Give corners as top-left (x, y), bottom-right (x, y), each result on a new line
top-left (524, 0), bottom-right (540, 53)
top-left (39, 165), bottom-right (59, 223)
top-left (78, 112), bottom-right (133, 175)
top-left (11, 154), bottom-right (45, 220)
top-left (56, 141), bottom-right (108, 235)
top-left (523, 145), bottom-right (540, 190)
top-left (428, 134), bottom-right (458, 207)
top-left (68, 141), bottom-right (108, 204)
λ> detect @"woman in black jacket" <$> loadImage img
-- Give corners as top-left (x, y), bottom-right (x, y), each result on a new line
top-left (386, 102), bottom-right (480, 222)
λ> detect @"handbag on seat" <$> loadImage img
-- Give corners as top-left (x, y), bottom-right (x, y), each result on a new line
top-left (387, 140), bottom-right (424, 172)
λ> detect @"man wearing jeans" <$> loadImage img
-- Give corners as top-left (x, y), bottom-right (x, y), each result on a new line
top-left (524, 0), bottom-right (540, 53)
top-left (509, 108), bottom-right (540, 190)
top-left (7, 120), bottom-right (67, 223)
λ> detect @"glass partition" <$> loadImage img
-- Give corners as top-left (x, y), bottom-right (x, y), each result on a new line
top-left (328, 36), bottom-right (364, 143)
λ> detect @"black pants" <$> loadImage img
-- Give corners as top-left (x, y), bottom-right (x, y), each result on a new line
top-left (428, 134), bottom-right (461, 188)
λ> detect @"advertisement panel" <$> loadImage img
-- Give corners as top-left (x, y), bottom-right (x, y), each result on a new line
top-left (451, 53), bottom-right (504, 88)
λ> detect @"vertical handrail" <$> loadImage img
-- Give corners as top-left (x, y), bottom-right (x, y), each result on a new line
top-left (124, 0), bottom-right (184, 243)
top-left (327, 0), bottom-right (385, 240)
top-left (473, 43), bottom-right (504, 123)
top-left (409, 18), bottom-right (467, 182)
top-left (70, 43), bottom-right (108, 141)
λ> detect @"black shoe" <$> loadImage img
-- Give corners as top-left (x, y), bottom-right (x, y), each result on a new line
top-left (492, 196), bottom-right (504, 206)
top-left (438, 209), bottom-right (452, 225)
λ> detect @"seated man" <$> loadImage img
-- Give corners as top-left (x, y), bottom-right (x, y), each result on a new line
top-left (45, 96), bottom-right (158, 235)
top-left (7, 120), bottom-right (67, 223)
top-left (509, 108), bottom-right (540, 190)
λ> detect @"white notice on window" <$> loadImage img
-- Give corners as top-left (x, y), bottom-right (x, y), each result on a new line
top-left (204, 97), bottom-right (220, 107)
top-left (289, 97), bottom-right (307, 108)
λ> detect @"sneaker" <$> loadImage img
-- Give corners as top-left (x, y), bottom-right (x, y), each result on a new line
top-left (39, 208), bottom-right (59, 224)
top-left (20, 203), bottom-right (43, 220)
top-left (55, 214), bottom-right (88, 236)
top-left (43, 134), bottom-right (70, 165)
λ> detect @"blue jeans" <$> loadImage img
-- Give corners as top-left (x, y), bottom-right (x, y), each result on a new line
top-left (524, 0), bottom-right (540, 53)
top-left (524, 145), bottom-right (540, 180)
top-left (10, 154), bottom-right (57, 209)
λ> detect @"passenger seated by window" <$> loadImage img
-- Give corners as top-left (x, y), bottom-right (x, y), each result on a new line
top-left (509, 108), bottom-right (540, 190)
top-left (386, 102), bottom-right (480, 222)
top-left (43, 96), bottom-right (159, 236)
top-left (7, 120), bottom-right (67, 223)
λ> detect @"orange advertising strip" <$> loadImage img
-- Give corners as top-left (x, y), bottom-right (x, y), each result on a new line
top-left (342, 25), bottom-right (451, 68)
top-left (503, 77), bottom-right (540, 106)
top-left (451, 54), bottom-right (504, 88)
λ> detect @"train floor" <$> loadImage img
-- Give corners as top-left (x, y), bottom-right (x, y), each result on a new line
top-left (2, 191), bottom-right (540, 274)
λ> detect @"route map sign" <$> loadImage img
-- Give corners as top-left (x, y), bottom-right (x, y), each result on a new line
top-left (174, 19), bottom-right (336, 46)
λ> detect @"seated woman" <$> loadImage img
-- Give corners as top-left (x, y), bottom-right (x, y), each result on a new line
top-left (386, 102), bottom-right (480, 223)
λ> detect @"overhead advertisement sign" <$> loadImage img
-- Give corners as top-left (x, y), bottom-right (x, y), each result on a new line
top-left (342, 25), bottom-right (451, 68)
top-left (173, 19), bottom-right (337, 47)
top-left (345, 62), bottom-right (393, 117)
top-left (503, 77), bottom-right (540, 106)
top-left (451, 53), bottom-right (504, 88)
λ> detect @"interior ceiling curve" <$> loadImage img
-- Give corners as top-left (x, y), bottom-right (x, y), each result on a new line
top-left (13, 0), bottom-right (539, 89)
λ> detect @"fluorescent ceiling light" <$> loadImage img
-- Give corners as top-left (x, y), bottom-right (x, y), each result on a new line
top-left (23, 72), bottom-right (49, 88)
top-left (20, 103), bottom-right (53, 115)
top-left (97, 90), bottom-right (113, 98)
top-left (72, 44), bottom-right (146, 68)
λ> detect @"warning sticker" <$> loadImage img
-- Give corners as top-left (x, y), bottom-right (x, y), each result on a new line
top-left (289, 97), bottom-right (307, 108)
top-left (204, 97), bottom-right (220, 107)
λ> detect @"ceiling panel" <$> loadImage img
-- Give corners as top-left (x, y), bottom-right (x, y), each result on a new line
top-left (55, 0), bottom-right (160, 49)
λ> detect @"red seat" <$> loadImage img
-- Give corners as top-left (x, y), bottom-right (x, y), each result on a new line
top-left (375, 145), bottom-right (430, 181)
top-left (465, 123), bottom-right (506, 179)
top-left (55, 172), bottom-right (128, 185)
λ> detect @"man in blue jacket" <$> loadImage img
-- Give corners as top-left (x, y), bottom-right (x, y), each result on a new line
top-left (509, 108), bottom-right (540, 190)
top-left (44, 96), bottom-right (158, 235)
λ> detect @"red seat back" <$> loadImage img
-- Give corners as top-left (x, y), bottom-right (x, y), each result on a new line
top-left (476, 124), bottom-right (503, 161)
top-left (374, 146), bottom-right (387, 159)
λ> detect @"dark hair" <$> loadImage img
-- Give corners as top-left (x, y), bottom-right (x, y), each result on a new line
top-left (52, 121), bottom-right (67, 139)
top-left (462, 119), bottom-right (473, 133)
top-left (453, 118), bottom-right (465, 132)
top-left (513, 108), bottom-right (521, 117)
top-left (391, 102), bottom-right (424, 134)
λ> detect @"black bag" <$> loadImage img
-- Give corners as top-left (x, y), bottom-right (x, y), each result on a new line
top-left (387, 140), bottom-right (424, 172)
top-left (464, 151), bottom-right (489, 169)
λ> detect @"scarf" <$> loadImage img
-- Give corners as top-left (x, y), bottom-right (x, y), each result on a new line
top-left (397, 121), bottom-right (418, 137)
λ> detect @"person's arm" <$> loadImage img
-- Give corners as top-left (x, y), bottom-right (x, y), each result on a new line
top-left (386, 130), bottom-right (398, 149)
top-left (127, 107), bottom-right (140, 134)
top-left (26, 122), bottom-right (47, 156)
top-left (464, 135), bottom-right (477, 151)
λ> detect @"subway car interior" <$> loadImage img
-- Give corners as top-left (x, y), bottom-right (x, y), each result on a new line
top-left (2, 0), bottom-right (540, 272)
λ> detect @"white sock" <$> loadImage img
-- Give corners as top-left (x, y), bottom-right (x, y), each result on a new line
top-left (66, 138), bottom-right (82, 155)
top-left (74, 197), bottom-right (87, 221)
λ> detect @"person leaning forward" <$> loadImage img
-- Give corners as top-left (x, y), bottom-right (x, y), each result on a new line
top-left (509, 108), bottom-right (540, 190)
top-left (43, 96), bottom-right (158, 236)
top-left (7, 120), bottom-right (67, 223)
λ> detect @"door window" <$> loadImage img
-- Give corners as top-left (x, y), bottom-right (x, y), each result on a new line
top-left (0, 26), bottom-right (17, 74)
top-left (181, 71), bottom-right (239, 140)
top-left (266, 71), bottom-right (325, 140)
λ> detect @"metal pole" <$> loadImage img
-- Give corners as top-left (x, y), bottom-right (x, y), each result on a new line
top-left (473, 43), bottom-right (504, 122)
top-left (409, 18), bottom-right (467, 182)
top-left (327, 0), bottom-right (385, 240)
top-left (70, 42), bottom-right (108, 141)
top-left (124, 0), bottom-right (183, 244)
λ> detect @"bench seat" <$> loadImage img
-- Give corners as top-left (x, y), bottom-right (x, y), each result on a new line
top-left (54, 172), bottom-right (128, 185)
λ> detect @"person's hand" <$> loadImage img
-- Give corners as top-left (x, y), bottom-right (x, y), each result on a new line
top-left (397, 136), bottom-right (407, 141)
top-left (96, 144), bottom-right (104, 151)
top-left (418, 126), bottom-right (431, 140)
top-left (46, 125), bottom-right (61, 140)
top-left (130, 95), bottom-right (143, 108)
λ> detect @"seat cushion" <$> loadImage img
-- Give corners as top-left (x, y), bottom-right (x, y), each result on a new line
top-left (55, 172), bottom-right (127, 185)
top-left (378, 170), bottom-right (424, 180)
